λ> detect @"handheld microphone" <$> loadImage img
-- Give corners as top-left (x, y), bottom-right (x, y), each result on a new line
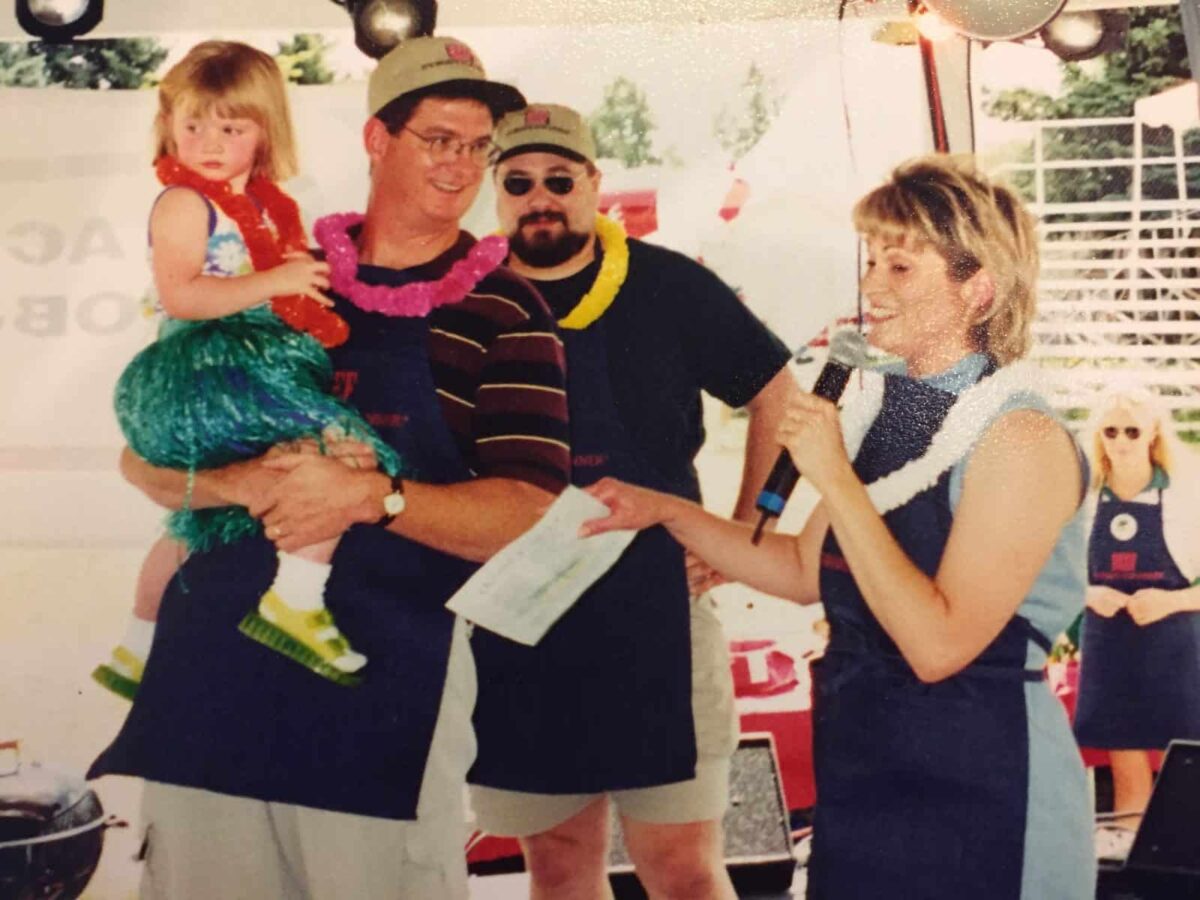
top-left (751, 329), bottom-right (869, 544)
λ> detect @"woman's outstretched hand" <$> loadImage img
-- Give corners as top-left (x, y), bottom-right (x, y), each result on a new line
top-left (580, 477), bottom-right (673, 537)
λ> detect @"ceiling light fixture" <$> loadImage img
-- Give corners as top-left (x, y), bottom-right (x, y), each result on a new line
top-left (330, 0), bottom-right (437, 60)
top-left (15, 0), bottom-right (103, 42)
top-left (1040, 9), bottom-right (1128, 62)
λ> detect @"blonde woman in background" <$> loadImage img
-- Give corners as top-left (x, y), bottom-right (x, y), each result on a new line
top-left (1074, 391), bottom-right (1200, 858)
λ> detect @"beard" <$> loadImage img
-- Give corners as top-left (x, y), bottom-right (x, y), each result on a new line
top-left (508, 212), bottom-right (591, 268)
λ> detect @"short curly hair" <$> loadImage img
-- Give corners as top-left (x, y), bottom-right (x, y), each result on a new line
top-left (852, 154), bottom-right (1040, 365)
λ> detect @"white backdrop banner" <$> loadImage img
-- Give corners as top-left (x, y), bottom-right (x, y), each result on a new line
top-left (0, 83), bottom-right (381, 543)
top-left (0, 20), bottom-right (930, 545)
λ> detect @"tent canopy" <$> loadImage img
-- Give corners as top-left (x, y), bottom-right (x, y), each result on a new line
top-left (0, 0), bottom-right (902, 40)
top-left (0, 0), bottom-right (1169, 41)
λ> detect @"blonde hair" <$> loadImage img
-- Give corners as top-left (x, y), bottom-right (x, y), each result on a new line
top-left (153, 41), bottom-right (297, 182)
top-left (852, 154), bottom-right (1040, 365)
top-left (1090, 390), bottom-right (1175, 489)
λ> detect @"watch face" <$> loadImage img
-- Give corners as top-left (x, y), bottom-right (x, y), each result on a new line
top-left (383, 491), bottom-right (406, 516)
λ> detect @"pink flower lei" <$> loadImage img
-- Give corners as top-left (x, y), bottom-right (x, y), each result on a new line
top-left (313, 212), bottom-right (509, 317)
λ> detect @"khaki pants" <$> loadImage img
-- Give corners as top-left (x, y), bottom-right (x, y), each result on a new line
top-left (470, 594), bottom-right (738, 837)
top-left (140, 617), bottom-right (477, 900)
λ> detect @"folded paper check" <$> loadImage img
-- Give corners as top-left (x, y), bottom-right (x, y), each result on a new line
top-left (445, 486), bottom-right (637, 645)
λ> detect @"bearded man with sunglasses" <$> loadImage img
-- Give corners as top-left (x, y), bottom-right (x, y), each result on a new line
top-left (91, 39), bottom-right (570, 900)
top-left (469, 103), bottom-right (796, 900)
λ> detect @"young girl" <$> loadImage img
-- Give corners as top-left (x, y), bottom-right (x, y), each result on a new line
top-left (92, 40), bottom-right (400, 698)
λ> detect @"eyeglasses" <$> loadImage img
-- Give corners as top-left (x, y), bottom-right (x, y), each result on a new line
top-left (401, 126), bottom-right (495, 166)
top-left (501, 174), bottom-right (577, 197)
top-left (1102, 426), bottom-right (1143, 440)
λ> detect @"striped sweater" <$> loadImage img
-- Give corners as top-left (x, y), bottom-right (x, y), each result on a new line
top-left (349, 234), bottom-right (570, 494)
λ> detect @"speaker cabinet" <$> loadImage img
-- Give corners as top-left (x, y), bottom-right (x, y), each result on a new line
top-left (1098, 740), bottom-right (1200, 900)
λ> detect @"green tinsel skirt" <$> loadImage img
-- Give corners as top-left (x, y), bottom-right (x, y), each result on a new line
top-left (115, 306), bottom-right (400, 551)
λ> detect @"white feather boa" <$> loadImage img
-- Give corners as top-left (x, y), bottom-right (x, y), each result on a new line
top-left (837, 362), bottom-right (1052, 515)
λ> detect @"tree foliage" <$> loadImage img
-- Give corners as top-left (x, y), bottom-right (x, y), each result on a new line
top-left (0, 38), bottom-right (168, 89)
top-left (984, 6), bottom-right (1193, 204)
top-left (0, 35), bottom-right (340, 90)
top-left (276, 34), bottom-right (336, 86)
top-left (988, 8), bottom-right (1189, 120)
top-left (588, 76), bottom-right (660, 168)
top-left (0, 43), bottom-right (46, 87)
top-left (713, 63), bottom-right (784, 162)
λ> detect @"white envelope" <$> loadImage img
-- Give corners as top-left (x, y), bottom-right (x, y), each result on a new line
top-left (445, 486), bottom-right (637, 646)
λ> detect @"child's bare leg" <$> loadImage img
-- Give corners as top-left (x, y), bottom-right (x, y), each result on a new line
top-left (243, 534), bottom-right (366, 678)
top-left (94, 535), bottom-right (183, 699)
top-left (294, 538), bottom-right (339, 565)
top-left (133, 535), bottom-right (186, 621)
top-left (238, 437), bottom-right (370, 680)
top-left (267, 539), bottom-right (340, 612)
top-left (1110, 749), bottom-right (1154, 830)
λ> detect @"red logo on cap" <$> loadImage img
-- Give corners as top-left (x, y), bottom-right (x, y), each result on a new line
top-left (446, 43), bottom-right (475, 64)
top-left (525, 107), bottom-right (551, 126)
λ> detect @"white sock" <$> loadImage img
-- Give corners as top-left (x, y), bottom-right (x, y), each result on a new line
top-left (267, 553), bottom-right (332, 612)
top-left (121, 616), bottom-right (156, 661)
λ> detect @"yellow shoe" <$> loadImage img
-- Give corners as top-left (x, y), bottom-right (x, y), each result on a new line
top-left (92, 645), bottom-right (144, 701)
top-left (238, 590), bottom-right (366, 687)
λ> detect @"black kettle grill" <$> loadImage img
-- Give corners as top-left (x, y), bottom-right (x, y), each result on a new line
top-left (0, 740), bottom-right (115, 900)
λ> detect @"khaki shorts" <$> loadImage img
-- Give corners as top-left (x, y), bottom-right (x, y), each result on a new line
top-left (140, 617), bottom-right (477, 900)
top-left (470, 594), bottom-right (737, 837)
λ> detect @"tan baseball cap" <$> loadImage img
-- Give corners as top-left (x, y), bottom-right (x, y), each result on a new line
top-left (493, 103), bottom-right (596, 165)
top-left (367, 36), bottom-right (525, 119)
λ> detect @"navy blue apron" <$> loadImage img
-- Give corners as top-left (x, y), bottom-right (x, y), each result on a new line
top-left (470, 311), bottom-right (697, 793)
top-left (807, 371), bottom-right (1054, 900)
top-left (90, 283), bottom-right (478, 820)
top-left (1074, 481), bottom-right (1200, 748)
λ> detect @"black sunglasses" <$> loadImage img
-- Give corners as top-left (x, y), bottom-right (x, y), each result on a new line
top-left (502, 174), bottom-right (576, 197)
top-left (1102, 426), bottom-right (1142, 440)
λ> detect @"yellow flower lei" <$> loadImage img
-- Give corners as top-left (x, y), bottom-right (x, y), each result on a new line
top-left (557, 214), bottom-right (629, 330)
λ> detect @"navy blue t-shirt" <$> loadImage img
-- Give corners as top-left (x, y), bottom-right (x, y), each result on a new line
top-left (532, 237), bottom-right (791, 493)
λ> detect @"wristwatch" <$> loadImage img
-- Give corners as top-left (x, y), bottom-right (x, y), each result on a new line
top-left (375, 474), bottom-right (406, 527)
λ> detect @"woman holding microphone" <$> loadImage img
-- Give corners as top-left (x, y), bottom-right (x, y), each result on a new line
top-left (581, 155), bottom-right (1094, 899)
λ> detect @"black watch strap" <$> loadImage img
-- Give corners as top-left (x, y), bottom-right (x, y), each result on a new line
top-left (374, 473), bottom-right (406, 527)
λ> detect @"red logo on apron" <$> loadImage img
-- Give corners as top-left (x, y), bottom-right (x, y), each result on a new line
top-left (332, 370), bottom-right (358, 400)
top-left (1110, 551), bottom-right (1138, 573)
top-left (572, 453), bottom-right (608, 468)
top-left (820, 552), bottom-right (851, 574)
top-left (365, 412), bottom-right (409, 429)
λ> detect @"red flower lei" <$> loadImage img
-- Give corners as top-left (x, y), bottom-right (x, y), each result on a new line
top-left (314, 213), bottom-right (509, 317)
top-left (154, 156), bottom-right (348, 348)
